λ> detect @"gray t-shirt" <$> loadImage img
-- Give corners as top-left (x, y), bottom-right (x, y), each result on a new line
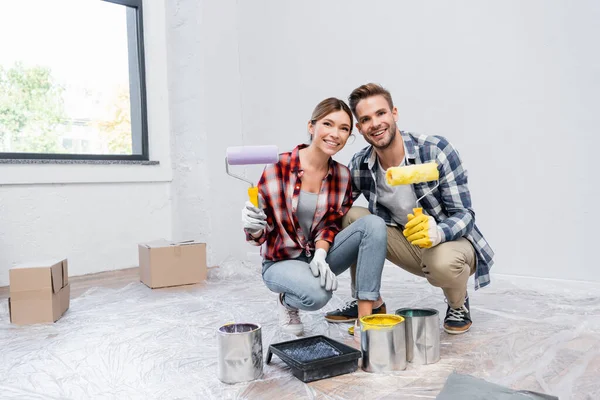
top-left (376, 157), bottom-right (418, 227)
top-left (297, 190), bottom-right (318, 238)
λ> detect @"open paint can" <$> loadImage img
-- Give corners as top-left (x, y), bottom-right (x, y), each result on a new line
top-left (217, 323), bottom-right (263, 384)
top-left (395, 308), bottom-right (440, 364)
top-left (360, 314), bottom-right (406, 373)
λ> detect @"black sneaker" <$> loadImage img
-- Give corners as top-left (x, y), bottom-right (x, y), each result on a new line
top-left (325, 300), bottom-right (387, 323)
top-left (443, 294), bottom-right (472, 334)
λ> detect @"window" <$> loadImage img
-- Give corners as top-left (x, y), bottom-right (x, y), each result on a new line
top-left (0, 0), bottom-right (148, 160)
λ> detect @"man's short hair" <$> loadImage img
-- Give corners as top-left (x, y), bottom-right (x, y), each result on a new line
top-left (348, 83), bottom-right (394, 117)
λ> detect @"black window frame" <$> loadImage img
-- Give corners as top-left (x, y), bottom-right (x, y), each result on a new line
top-left (0, 0), bottom-right (149, 161)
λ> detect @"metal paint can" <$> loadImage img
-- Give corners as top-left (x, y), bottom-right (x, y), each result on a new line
top-left (360, 314), bottom-right (406, 373)
top-left (217, 323), bottom-right (263, 384)
top-left (395, 308), bottom-right (440, 364)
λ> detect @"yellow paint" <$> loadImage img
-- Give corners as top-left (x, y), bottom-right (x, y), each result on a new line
top-left (385, 162), bottom-right (439, 186)
top-left (360, 314), bottom-right (405, 331)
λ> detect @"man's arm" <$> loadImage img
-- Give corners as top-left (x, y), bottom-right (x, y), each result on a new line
top-left (435, 139), bottom-right (475, 242)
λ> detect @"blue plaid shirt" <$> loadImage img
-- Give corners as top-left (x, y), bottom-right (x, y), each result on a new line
top-left (348, 131), bottom-right (494, 290)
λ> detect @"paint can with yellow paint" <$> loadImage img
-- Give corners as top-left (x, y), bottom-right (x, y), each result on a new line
top-left (359, 314), bottom-right (407, 373)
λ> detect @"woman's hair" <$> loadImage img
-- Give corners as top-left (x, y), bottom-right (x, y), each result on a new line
top-left (309, 97), bottom-right (353, 133)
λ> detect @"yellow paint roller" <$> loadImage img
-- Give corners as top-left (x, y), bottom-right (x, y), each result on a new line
top-left (385, 161), bottom-right (439, 217)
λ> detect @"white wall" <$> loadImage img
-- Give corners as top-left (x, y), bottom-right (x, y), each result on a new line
top-left (0, 0), bottom-right (173, 286)
top-left (236, 0), bottom-right (600, 282)
top-left (0, 183), bottom-right (171, 286)
top-left (2, 0), bottom-right (598, 286)
top-left (166, 0), bottom-right (249, 265)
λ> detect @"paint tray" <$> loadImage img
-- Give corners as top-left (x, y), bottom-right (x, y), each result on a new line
top-left (265, 335), bottom-right (361, 382)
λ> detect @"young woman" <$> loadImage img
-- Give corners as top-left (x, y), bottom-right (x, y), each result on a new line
top-left (242, 97), bottom-right (387, 338)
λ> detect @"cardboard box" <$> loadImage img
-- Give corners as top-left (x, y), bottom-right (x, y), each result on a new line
top-left (138, 240), bottom-right (207, 289)
top-left (8, 259), bottom-right (70, 325)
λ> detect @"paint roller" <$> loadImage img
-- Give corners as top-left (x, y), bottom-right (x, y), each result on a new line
top-left (225, 145), bottom-right (279, 207)
top-left (385, 161), bottom-right (439, 217)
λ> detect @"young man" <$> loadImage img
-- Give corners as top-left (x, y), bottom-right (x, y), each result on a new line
top-left (325, 83), bottom-right (495, 334)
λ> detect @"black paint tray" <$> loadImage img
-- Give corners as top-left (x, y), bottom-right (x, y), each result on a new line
top-left (265, 335), bottom-right (361, 382)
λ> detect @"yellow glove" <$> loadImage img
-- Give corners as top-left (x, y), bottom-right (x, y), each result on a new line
top-left (403, 208), bottom-right (442, 248)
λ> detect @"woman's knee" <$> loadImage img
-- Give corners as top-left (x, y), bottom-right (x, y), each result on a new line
top-left (358, 214), bottom-right (387, 241)
top-left (300, 289), bottom-right (332, 311)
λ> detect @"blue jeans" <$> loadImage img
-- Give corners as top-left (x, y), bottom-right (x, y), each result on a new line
top-left (262, 215), bottom-right (387, 311)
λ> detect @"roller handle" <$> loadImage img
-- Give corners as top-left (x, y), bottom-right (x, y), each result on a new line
top-left (248, 186), bottom-right (259, 208)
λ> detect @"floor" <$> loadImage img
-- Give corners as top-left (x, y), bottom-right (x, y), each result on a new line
top-left (1, 260), bottom-right (598, 399)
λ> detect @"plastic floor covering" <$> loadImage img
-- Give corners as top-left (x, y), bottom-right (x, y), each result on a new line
top-left (1, 260), bottom-right (599, 399)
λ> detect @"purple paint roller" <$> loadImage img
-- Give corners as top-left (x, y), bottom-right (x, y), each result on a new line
top-left (225, 145), bottom-right (279, 207)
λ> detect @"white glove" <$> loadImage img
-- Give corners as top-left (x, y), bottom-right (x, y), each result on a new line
top-left (309, 248), bottom-right (337, 291)
top-left (242, 201), bottom-right (267, 235)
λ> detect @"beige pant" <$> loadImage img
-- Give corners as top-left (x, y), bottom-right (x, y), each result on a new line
top-left (343, 207), bottom-right (476, 308)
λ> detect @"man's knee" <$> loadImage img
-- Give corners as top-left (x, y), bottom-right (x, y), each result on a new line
top-left (342, 206), bottom-right (372, 229)
top-left (421, 240), bottom-right (474, 284)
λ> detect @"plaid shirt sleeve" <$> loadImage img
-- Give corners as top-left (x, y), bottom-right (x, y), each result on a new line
top-left (434, 138), bottom-right (476, 243)
top-left (348, 153), bottom-right (364, 201)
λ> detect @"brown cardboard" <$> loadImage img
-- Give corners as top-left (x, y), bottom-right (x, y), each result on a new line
top-left (138, 240), bottom-right (207, 289)
top-left (8, 259), bottom-right (70, 325)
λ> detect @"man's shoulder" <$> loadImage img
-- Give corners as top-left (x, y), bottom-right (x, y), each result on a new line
top-left (349, 145), bottom-right (372, 168)
top-left (404, 131), bottom-right (460, 163)
top-left (406, 131), bottom-right (452, 150)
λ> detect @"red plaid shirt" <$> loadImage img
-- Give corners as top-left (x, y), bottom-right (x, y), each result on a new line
top-left (245, 144), bottom-right (353, 261)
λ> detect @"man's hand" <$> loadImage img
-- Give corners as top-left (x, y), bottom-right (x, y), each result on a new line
top-left (309, 248), bottom-right (337, 291)
top-left (242, 201), bottom-right (267, 236)
top-left (403, 210), bottom-right (442, 248)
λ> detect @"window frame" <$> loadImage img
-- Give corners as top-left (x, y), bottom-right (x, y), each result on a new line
top-left (0, 0), bottom-right (150, 161)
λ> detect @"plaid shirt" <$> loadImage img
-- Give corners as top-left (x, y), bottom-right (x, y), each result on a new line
top-left (246, 144), bottom-right (353, 261)
top-left (349, 131), bottom-right (495, 290)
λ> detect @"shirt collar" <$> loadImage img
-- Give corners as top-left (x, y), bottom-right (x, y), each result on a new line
top-left (365, 130), bottom-right (419, 170)
top-left (401, 131), bottom-right (418, 162)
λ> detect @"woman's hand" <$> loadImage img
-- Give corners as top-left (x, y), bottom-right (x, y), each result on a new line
top-left (242, 201), bottom-right (267, 236)
top-left (309, 248), bottom-right (337, 291)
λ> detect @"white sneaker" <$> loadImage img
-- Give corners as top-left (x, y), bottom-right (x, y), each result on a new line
top-left (278, 294), bottom-right (304, 336)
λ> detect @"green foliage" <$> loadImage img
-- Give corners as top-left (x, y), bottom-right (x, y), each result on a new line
top-left (0, 62), bottom-right (135, 155)
top-left (0, 62), bottom-right (67, 153)
top-left (95, 86), bottom-right (133, 155)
